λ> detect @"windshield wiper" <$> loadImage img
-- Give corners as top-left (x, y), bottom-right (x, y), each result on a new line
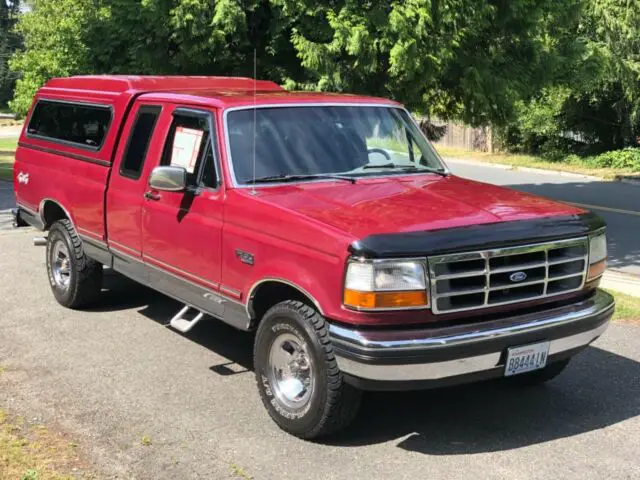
top-left (246, 174), bottom-right (356, 184)
top-left (362, 163), bottom-right (448, 177)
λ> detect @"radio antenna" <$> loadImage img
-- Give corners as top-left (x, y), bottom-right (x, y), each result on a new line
top-left (251, 49), bottom-right (257, 195)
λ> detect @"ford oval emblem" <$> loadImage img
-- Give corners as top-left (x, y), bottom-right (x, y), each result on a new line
top-left (510, 271), bottom-right (528, 283)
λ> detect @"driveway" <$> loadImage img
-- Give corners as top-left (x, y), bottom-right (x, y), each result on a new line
top-left (0, 181), bottom-right (15, 230)
top-left (0, 231), bottom-right (639, 479)
top-left (447, 159), bottom-right (640, 277)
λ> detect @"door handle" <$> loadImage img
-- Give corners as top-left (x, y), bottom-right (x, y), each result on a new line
top-left (144, 191), bottom-right (161, 201)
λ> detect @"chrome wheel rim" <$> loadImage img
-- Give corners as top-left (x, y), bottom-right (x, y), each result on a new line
top-left (268, 332), bottom-right (314, 410)
top-left (52, 240), bottom-right (71, 289)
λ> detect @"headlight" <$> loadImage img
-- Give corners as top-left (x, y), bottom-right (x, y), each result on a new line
top-left (587, 233), bottom-right (607, 280)
top-left (344, 259), bottom-right (429, 310)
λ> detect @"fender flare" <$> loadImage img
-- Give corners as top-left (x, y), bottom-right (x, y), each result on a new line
top-left (246, 277), bottom-right (326, 319)
top-left (38, 198), bottom-right (75, 230)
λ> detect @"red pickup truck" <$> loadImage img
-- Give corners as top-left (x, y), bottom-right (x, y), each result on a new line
top-left (13, 76), bottom-right (614, 439)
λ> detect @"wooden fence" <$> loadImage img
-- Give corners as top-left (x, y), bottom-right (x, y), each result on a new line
top-left (430, 121), bottom-right (493, 152)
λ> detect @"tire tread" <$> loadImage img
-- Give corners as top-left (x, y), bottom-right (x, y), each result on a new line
top-left (254, 300), bottom-right (361, 439)
top-left (48, 219), bottom-right (102, 308)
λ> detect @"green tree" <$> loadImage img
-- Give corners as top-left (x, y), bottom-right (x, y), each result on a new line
top-left (502, 0), bottom-right (640, 156)
top-left (0, 0), bottom-right (21, 108)
top-left (282, 0), bottom-right (586, 126)
top-left (9, 0), bottom-right (583, 124)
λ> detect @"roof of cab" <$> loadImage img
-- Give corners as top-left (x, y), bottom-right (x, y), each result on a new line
top-left (138, 90), bottom-right (400, 109)
top-left (39, 75), bottom-right (399, 109)
top-left (42, 75), bottom-right (283, 94)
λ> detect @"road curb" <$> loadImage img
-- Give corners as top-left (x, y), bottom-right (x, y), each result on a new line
top-left (443, 157), bottom-right (616, 182)
top-left (618, 177), bottom-right (640, 187)
top-left (601, 270), bottom-right (640, 298)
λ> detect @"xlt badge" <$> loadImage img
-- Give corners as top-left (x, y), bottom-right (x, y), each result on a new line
top-left (235, 249), bottom-right (254, 266)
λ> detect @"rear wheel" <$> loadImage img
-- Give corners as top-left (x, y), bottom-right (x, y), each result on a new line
top-left (254, 300), bottom-right (362, 439)
top-left (504, 359), bottom-right (571, 387)
top-left (46, 219), bottom-right (103, 308)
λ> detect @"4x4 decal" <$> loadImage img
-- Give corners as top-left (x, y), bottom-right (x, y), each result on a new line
top-left (17, 172), bottom-right (29, 185)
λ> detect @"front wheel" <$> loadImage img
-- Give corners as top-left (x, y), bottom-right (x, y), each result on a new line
top-left (254, 300), bottom-right (362, 439)
top-left (46, 219), bottom-right (103, 308)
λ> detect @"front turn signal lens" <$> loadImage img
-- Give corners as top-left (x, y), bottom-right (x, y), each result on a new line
top-left (588, 260), bottom-right (606, 281)
top-left (344, 289), bottom-right (428, 310)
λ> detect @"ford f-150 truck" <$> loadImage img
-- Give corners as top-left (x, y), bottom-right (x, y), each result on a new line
top-left (13, 76), bottom-right (614, 439)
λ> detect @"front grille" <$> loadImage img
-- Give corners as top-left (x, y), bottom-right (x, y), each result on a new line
top-left (428, 237), bottom-right (588, 314)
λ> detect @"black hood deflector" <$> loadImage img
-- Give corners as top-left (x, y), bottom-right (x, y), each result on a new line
top-left (349, 212), bottom-right (605, 258)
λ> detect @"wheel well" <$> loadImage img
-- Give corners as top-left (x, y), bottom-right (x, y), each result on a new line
top-left (41, 201), bottom-right (68, 230)
top-left (249, 281), bottom-right (318, 325)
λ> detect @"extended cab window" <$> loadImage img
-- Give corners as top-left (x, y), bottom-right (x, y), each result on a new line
top-left (162, 111), bottom-right (217, 189)
top-left (27, 100), bottom-right (112, 149)
top-left (120, 106), bottom-right (161, 179)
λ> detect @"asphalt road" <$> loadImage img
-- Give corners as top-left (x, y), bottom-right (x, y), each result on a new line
top-left (0, 230), bottom-right (639, 479)
top-left (447, 159), bottom-right (640, 277)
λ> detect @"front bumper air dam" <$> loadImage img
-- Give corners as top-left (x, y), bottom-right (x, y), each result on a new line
top-left (329, 289), bottom-right (615, 390)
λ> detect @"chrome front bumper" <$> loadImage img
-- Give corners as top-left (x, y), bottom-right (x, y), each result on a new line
top-left (329, 289), bottom-right (615, 389)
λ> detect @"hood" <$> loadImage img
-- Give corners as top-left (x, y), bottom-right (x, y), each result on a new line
top-left (249, 174), bottom-right (585, 239)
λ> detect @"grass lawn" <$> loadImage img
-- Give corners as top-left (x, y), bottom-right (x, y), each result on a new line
top-left (606, 289), bottom-right (640, 324)
top-left (0, 137), bottom-right (17, 181)
top-left (0, 119), bottom-right (22, 127)
top-left (435, 146), bottom-right (639, 180)
top-left (0, 406), bottom-right (95, 480)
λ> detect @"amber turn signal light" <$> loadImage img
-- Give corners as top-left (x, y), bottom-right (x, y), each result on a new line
top-left (587, 259), bottom-right (606, 281)
top-left (343, 289), bottom-right (428, 310)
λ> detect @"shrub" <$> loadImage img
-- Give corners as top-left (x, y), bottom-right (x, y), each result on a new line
top-left (585, 148), bottom-right (640, 171)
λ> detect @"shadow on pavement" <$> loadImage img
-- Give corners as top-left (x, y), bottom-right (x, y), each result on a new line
top-left (506, 180), bottom-right (640, 274)
top-left (89, 270), bottom-right (255, 371)
top-left (90, 271), bottom-right (640, 453)
top-left (328, 345), bottom-right (640, 453)
top-left (0, 180), bottom-right (16, 211)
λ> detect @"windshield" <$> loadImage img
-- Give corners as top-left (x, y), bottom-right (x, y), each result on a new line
top-left (226, 105), bottom-right (446, 185)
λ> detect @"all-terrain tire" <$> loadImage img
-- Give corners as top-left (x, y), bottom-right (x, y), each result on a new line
top-left (254, 300), bottom-right (362, 439)
top-left (504, 359), bottom-right (571, 387)
top-left (46, 219), bottom-right (103, 308)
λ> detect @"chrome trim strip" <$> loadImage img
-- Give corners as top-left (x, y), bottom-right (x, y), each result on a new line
top-left (109, 246), bottom-right (245, 308)
top-left (108, 239), bottom-right (139, 256)
top-left (16, 203), bottom-right (38, 217)
top-left (38, 198), bottom-right (75, 229)
top-left (78, 234), bottom-right (107, 248)
top-left (144, 260), bottom-right (229, 305)
top-left (334, 323), bottom-right (609, 381)
top-left (428, 237), bottom-right (589, 314)
top-left (109, 245), bottom-right (140, 262)
top-left (220, 285), bottom-right (242, 297)
top-left (246, 278), bottom-right (325, 317)
top-left (77, 226), bottom-right (103, 241)
top-left (329, 290), bottom-right (614, 352)
top-left (144, 253), bottom-right (220, 289)
top-left (330, 290), bottom-right (614, 381)
top-left (222, 103), bottom-right (450, 188)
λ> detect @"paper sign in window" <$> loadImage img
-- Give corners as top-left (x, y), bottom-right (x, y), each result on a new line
top-left (170, 127), bottom-right (204, 173)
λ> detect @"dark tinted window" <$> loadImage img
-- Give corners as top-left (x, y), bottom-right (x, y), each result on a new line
top-left (27, 100), bottom-right (112, 149)
top-left (227, 106), bottom-right (444, 184)
top-left (120, 106), bottom-right (161, 179)
top-left (162, 112), bottom-right (217, 188)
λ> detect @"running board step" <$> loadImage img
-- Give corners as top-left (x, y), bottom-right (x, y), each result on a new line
top-left (169, 305), bottom-right (205, 333)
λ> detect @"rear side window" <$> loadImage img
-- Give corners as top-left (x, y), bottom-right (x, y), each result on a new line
top-left (120, 106), bottom-right (161, 179)
top-left (27, 100), bottom-right (112, 150)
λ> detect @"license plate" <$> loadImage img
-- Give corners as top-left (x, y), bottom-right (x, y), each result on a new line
top-left (504, 341), bottom-right (550, 377)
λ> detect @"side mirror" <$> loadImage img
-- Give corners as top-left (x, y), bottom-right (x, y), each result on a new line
top-left (148, 166), bottom-right (187, 192)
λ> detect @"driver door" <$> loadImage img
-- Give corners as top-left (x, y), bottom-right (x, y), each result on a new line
top-left (141, 106), bottom-right (225, 317)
